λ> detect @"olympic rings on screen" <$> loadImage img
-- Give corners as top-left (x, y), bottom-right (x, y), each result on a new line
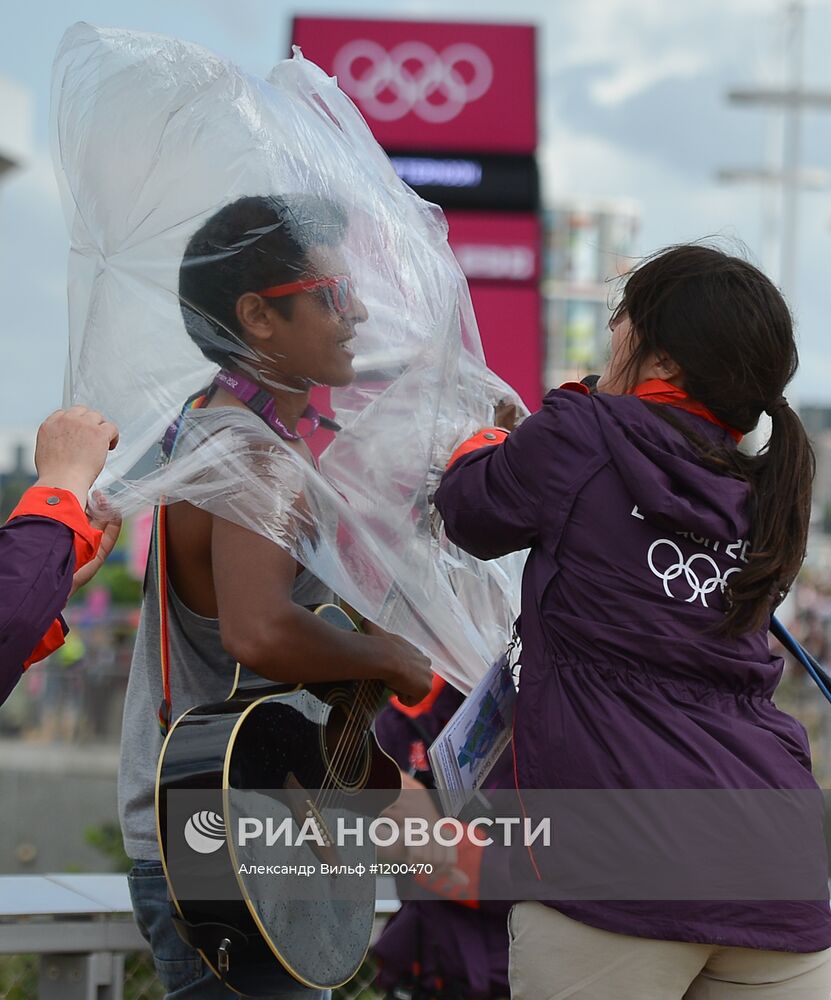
top-left (332, 39), bottom-right (494, 123)
top-left (647, 538), bottom-right (741, 607)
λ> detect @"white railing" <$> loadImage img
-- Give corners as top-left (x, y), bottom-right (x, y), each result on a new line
top-left (0, 874), bottom-right (398, 999)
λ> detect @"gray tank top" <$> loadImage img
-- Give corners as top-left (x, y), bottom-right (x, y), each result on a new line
top-left (118, 527), bottom-right (333, 860)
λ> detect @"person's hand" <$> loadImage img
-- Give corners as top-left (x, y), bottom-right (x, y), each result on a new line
top-left (377, 771), bottom-right (463, 876)
top-left (34, 406), bottom-right (119, 505)
top-left (69, 493), bottom-right (122, 597)
top-left (493, 399), bottom-right (519, 431)
top-left (362, 619), bottom-right (433, 706)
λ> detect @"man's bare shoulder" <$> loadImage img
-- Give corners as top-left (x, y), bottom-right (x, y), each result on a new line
top-left (165, 500), bottom-right (216, 616)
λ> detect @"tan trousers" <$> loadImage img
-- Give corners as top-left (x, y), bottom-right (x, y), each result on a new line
top-left (508, 902), bottom-right (831, 999)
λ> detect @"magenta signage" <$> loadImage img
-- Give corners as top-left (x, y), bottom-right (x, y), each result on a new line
top-left (446, 211), bottom-right (541, 284)
top-left (471, 285), bottom-right (542, 410)
top-left (444, 212), bottom-right (543, 406)
top-left (291, 17), bottom-right (537, 153)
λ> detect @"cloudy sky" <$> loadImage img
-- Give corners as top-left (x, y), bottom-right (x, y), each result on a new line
top-left (2, 0), bottom-right (831, 434)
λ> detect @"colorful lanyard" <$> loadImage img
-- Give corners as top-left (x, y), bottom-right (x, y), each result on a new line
top-left (160, 391), bottom-right (209, 460)
top-left (212, 369), bottom-right (320, 441)
top-left (161, 369), bottom-right (320, 462)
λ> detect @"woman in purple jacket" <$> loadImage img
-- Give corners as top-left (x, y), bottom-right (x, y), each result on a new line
top-left (434, 245), bottom-right (831, 998)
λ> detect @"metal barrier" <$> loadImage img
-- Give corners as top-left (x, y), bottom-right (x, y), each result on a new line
top-left (0, 874), bottom-right (398, 999)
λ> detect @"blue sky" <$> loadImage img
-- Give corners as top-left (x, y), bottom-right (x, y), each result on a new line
top-left (2, 0), bottom-right (831, 431)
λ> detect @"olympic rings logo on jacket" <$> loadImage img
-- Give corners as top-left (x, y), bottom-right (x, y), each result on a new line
top-left (647, 538), bottom-right (744, 607)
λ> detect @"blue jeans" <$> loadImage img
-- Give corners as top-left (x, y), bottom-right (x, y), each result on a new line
top-left (127, 859), bottom-right (331, 999)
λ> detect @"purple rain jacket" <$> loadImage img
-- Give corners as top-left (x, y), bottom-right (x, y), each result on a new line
top-left (434, 387), bottom-right (831, 953)
top-left (0, 486), bottom-right (101, 704)
top-left (372, 681), bottom-right (513, 999)
top-left (0, 518), bottom-right (72, 702)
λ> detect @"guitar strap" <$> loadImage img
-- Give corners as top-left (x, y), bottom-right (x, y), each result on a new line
top-left (154, 502), bottom-right (173, 735)
top-left (155, 389), bottom-right (211, 736)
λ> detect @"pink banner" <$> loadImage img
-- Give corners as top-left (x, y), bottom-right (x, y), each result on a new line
top-left (446, 211), bottom-right (541, 284)
top-left (291, 18), bottom-right (537, 154)
top-left (470, 284), bottom-right (543, 411)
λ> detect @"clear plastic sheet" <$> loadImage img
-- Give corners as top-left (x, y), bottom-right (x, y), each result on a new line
top-left (50, 23), bottom-right (527, 690)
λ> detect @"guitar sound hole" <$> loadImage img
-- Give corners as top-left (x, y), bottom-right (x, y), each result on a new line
top-left (323, 702), bottom-right (371, 788)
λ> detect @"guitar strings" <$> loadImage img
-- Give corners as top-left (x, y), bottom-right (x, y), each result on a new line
top-left (309, 611), bottom-right (401, 821)
top-left (314, 688), bottom-right (367, 811)
top-left (313, 612), bottom-right (387, 814)
top-left (311, 610), bottom-right (377, 812)
top-left (314, 681), bottom-right (379, 815)
top-left (317, 676), bottom-right (386, 816)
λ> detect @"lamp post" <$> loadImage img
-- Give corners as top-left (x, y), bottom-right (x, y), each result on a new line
top-left (716, 0), bottom-right (831, 452)
top-left (719, 1), bottom-right (831, 299)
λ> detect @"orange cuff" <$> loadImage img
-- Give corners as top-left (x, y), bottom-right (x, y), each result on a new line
top-left (558, 380), bottom-right (591, 396)
top-left (8, 487), bottom-right (102, 571)
top-left (447, 427), bottom-right (509, 469)
top-left (23, 618), bottom-right (67, 670)
top-left (390, 674), bottom-right (446, 719)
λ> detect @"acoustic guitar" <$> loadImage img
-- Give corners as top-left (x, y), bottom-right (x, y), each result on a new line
top-left (155, 603), bottom-right (401, 994)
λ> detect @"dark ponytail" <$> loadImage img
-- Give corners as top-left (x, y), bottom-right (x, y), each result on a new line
top-left (723, 401), bottom-right (815, 635)
top-left (613, 244), bottom-right (815, 637)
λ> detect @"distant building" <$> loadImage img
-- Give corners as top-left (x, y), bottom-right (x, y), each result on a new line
top-left (541, 199), bottom-right (640, 390)
top-left (788, 405), bottom-right (831, 563)
top-left (0, 432), bottom-right (37, 519)
top-left (804, 406), bottom-right (831, 538)
top-left (799, 405), bottom-right (831, 442)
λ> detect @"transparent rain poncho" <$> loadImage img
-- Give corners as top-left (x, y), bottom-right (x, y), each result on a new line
top-left (51, 22), bottom-right (527, 691)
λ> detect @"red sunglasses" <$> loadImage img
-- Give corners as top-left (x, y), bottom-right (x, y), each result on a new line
top-left (257, 274), bottom-right (353, 314)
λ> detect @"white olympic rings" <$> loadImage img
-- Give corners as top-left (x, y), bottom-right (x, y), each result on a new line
top-left (647, 539), bottom-right (741, 607)
top-left (332, 39), bottom-right (494, 123)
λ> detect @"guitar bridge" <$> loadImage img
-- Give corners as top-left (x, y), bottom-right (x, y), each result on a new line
top-left (305, 800), bottom-right (333, 846)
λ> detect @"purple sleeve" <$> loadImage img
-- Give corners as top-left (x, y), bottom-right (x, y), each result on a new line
top-left (434, 390), bottom-right (605, 560)
top-left (0, 516), bottom-right (76, 703)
